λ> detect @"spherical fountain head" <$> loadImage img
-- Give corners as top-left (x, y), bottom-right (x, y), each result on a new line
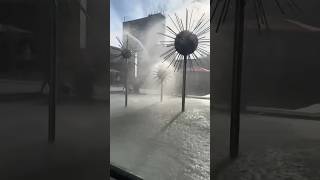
top-left (174, 30), bottom-right (199, 56)
top-left (121, 48), bottom-right (132, 59)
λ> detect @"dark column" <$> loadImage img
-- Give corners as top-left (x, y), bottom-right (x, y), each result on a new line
top-left (182, 55), bottom-right (187, 112)
top-left (125, 59), bottom-right (128, 107)
top-left (161, 81), bottom-right (163, 102)
top-left (230, 0), bottom-right (245, 158)
top-left (48, 0), bottom-right (56, 143)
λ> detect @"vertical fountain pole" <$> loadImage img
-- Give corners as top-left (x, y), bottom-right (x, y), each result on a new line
top-left (182, 10), bottom-right (188, 112)
top-left (49, 0), bottom-right (57, 143)
top-left (125, 58), bottom-right (128, 107)
top-left (230, 0), bottom-right (245, 158)
top-left (182, 55), bottom-right (187, 112)
top-left (160, 81), bottom-right (163, 102)
top-left (160, 10), bottom-right (209, 112)
top-left (124, 34), bottom-right (129, 107)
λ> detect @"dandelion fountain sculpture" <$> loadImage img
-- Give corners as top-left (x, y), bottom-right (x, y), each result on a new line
top-left (159, 9), bottom-right (210, 112)
top-left (112, 36), bottom-right (137, 107)
top-left (211, 0), bottom-right (301, 158)
top-left (153, 66), bottom-right (170, 102)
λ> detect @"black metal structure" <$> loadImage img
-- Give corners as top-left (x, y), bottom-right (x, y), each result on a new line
top-left (159, 9), bottom-right (210, 112)
top-left (230, 0), bottom-right (245, 158)
top-left (113, 36), bottom-right (135, 107)
top-left (211, 0), bottom-right (300, 158)
top-left (182, 55), bottom-right (187, 111)
top-left (48, 0), bottom-right (56, 143)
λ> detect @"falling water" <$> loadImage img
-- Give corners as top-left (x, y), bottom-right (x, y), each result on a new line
top-left (124, 31), bottom-right (149, 57)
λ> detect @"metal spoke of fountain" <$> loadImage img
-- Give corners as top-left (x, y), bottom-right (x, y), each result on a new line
top-left (210, 0), bottom-right (302, 32)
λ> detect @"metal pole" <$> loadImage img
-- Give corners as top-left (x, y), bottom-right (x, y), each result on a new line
top-left (49, 0), bottom-right (57, 143)
top-left (230, 0), bottom-right (245, 158)
top-left (125, 59), bottom-right (128, 107)
top-left (182, 55), bottom-right (187, 112)
top-left (161, 81), bottom-right (163, 102)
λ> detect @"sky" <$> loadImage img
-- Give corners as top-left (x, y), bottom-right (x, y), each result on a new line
top-left (110, 0), bottom-right (210, 47)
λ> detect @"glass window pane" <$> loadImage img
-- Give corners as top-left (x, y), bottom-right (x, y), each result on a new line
top-left (110, 1), bottom-right (210, 179)
top-left (0, 1), bottom-right (50, 178)
top-left (214, 1), bottom-right (320, 179)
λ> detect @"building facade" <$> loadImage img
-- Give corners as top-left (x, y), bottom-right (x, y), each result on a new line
top-left (122, 13), bottom-right (166, 91)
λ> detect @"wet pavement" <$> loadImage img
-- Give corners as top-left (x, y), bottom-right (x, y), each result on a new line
top-left (214, 111), bottom-right (320, 180)
top-left (110, 94), bottom-right (210, 180)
